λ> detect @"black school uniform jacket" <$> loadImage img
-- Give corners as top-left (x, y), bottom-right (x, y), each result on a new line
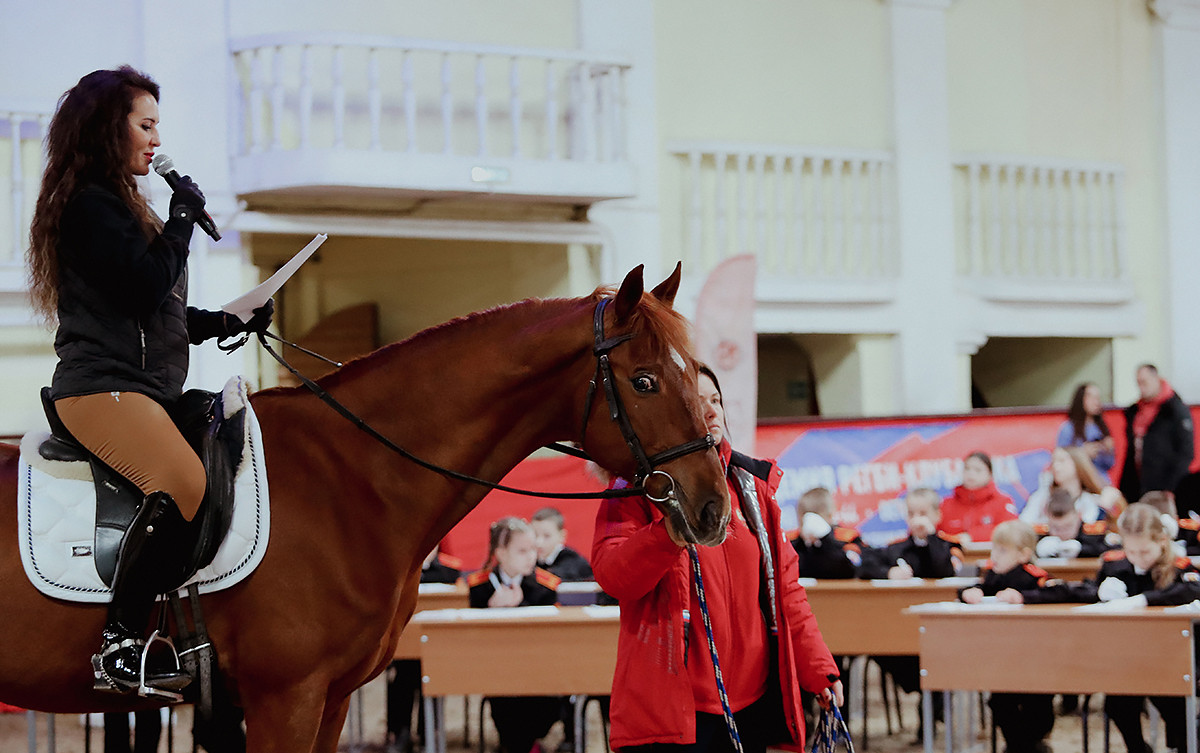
top-left (960, 562), bottom-right (1074, 604)
top-left (1073, 550), bottom-right (1200, 606)
top-left (467, 566), bottom-right (560, 608)
top-left (420, 552), bottom-right (463, 585)
top-left (789, 526), bottom-right (865, 579)
top-left (1178, 518), bottom-right (1200, 556)
top-left (858, 532), bottom-right (963, 579)
top-left (539, 546), bottom-right (593, 582)
top-left (1033, 521), bottom-right (1115, 558)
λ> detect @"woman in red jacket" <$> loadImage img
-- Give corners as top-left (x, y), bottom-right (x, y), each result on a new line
top-left (938, 451), bottom-right (1019, 542)
top-left (592, 365), bottom-right (842, 753)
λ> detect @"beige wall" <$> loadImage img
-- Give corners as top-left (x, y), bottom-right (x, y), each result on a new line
top-left (229, 1), bottom-right (577, 46)
top-left (971, 337), bottom-right (1114, 409)
top-left (947, 0), bottom-right (1167, 404)
top-left (759, 333), bottom-right (897, 419)
top-left (249, 234), bottom-right (595, 346)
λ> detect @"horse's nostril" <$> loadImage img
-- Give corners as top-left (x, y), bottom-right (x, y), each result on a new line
top-left (700, 499), bottom-right (722, 530)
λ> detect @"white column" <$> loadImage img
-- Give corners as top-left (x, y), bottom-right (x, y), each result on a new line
top-left (141, 1), bottom-right (262, 390)
top-left (888, 0), bottom-right (963, 413)
top-left (1153, 0), bottom-right (1200, 399)
top-left (575, 0), bottom-right (664, 287)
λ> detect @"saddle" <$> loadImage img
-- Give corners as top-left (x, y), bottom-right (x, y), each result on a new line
top-left (38, 387), bottom-right (245, 591)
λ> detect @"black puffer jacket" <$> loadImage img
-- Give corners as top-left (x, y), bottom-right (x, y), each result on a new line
top-left (1119, 392), bottom-right (1194, 500)
top-left (50, 182), bottom-right (197, 405)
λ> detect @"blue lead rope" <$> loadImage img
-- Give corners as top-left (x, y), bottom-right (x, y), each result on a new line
top-left (811, 702), bottom-right (855, 753)
top-left (687, 545), bottom-right (745, 753)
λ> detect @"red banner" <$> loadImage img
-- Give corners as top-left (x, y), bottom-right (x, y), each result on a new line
top-left (442, 406), bottom-right (1200, 568)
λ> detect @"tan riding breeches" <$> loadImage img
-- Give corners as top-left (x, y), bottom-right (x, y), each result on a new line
top-left (54, 391), bottom-right (206, 521)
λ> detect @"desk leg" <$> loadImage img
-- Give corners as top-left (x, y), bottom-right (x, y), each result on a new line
top-left (943, 691), bottom-right (953, 753)
top-left (26, 710), bottom-right (35, 753)
top-left (922, 691), bottom-right (933, 753)
top-left (1186, 694), bottom-right (1196, 753)
top-left (574, 696), bottom-right (586, 753)
top-left (48, 713), bottom-right (56, 753)
top-left (424, 696), bottom-right (438, 753)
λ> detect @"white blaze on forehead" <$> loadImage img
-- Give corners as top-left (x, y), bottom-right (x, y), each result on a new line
top-left (669, 347), bottom-right (687, 373)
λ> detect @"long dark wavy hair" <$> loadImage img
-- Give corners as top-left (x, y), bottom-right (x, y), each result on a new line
top-left (1066, 382), bottom-right (1110, 443)
top-left (27, 66), bottom-right (161, 322)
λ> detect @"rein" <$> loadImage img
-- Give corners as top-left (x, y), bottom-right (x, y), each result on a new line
top-left (245, 298), bottom-right (713, 501)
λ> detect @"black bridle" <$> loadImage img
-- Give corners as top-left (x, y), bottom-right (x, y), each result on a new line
top-left (551, 298), bottom-right (715, 502)
top-left (254, 297), bottom-right (715, 501)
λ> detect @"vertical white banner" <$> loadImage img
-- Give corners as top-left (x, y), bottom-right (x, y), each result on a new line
top-left (693, 255), bottom-right (758, 455)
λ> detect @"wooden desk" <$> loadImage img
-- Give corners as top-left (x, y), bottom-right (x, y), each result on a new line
top-left (412, 605), bottom-right (619, 753)
top-left (959, 541), bottom-right (991, 567)
top-left (908, 603), bottom-right (1200, 753)
top-left (804, 578), bottom-right (977, 655)
top-left (394, 583), bottom-right (470, 660)
top-left (1037, 557), bottom-right (1101, 583)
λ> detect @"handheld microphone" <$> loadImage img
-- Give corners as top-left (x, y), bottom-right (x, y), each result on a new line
top-left (151, 153), bottom-right (221, 242)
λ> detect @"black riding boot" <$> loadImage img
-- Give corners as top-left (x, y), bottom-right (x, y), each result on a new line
top-left (93, 491), bottom-right (193, 697)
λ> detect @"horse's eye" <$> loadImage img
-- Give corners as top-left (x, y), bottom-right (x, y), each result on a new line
top-left (632, 374), bottom-right (658, 393)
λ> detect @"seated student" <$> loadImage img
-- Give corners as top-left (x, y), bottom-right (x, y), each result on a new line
top-left (939, 451), bottom-right (1019, 542)
top-left (387, 544), bottom-right (462, 753)
top-left (1021, 447), bottom-right (1125, 526)
top-left (1033, 488), bottom-right (1115, 559)
top-left (531, 504), bottom-right (595, 751)
top-left (790, 486), bottom-right (865, 579)
top-left (1138, 490), bottom-right (1200, 555)
top-left (861, 487), bottom-right (963, 736)
top-left (1074, 503), bottom-right (1200, 753)
top-left (960, 521), bottom-right (1072, 753)
top-left (468, 517), bottom-right (561, 753)
top-left (531, 507), bottom-right (593, 582)
top-left (860, 487), bottom-right (964, 581)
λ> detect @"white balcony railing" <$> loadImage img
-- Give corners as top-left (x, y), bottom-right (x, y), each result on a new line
top-left (229, 33), bottom-right (635, 202)
top-left (0, 107), bottom-right (48, 274)
top-left (954, 155), bottom-right (1127, 289)
top-left (669, 143), bottom-right (897, 289)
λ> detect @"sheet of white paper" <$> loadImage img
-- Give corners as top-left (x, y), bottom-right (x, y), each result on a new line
top-left (222, 233), bottom-right (326, 322)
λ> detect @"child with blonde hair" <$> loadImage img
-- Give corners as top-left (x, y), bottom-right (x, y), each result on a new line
top-left (790, 486), bottom-right (866, 578)
top-left (959, 520), bottom-right (1072, 753)
top-left (1082, 503), bottom-right (1200, 753)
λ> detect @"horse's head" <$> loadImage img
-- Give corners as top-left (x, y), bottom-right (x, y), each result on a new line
top-left (581, 263), bottom-right (731, 547)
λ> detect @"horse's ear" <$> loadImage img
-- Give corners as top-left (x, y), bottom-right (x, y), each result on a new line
top-left (650, 262), bottom-right (682, 307)
top-left (613, 265), bottom-right (645, 322)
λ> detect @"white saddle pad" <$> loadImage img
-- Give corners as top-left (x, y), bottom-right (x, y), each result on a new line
top-left (16, 376), bottom-right (270, 603)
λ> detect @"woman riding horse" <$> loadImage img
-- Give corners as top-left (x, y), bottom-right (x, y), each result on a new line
top-left (27, 66), bottom-right (272, 696)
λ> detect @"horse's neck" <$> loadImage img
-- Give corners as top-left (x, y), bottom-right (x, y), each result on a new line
top-left (307, 297), bottom-right (595, 542)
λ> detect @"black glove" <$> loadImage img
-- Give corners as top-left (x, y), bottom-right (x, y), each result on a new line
top-left (227, 299), bottom-right (275, 337)
top-left (186, 300), bottom-right (273, 345)
top-left (169, 175), bottom-right (207, 224)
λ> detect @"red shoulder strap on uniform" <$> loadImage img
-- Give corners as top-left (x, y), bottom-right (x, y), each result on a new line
top-left (466, 569), bottom-right (490, 587)
top-left (438, 552), bottom-right (464, 570)
top-left (1102, 549), bottom-right (1127, 562)
top-left (834, 527), bottom-right (858, 543)
top-left (535, 567), bottom-right (561, 590)
top-left (1023, 562), bottom-right (1050, 580)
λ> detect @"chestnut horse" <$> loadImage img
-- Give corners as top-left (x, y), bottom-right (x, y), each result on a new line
top-left (0, 264), bottom-right (730, 752)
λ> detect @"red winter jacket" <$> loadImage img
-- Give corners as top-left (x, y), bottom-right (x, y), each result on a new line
top-left (592, 443), bottom-right (839, 749)
top-left (938, 482), bottom-right (1018, 541)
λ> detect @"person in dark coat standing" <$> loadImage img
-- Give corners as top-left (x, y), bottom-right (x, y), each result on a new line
top-left (1119, 364), bottom-right (1194, 504)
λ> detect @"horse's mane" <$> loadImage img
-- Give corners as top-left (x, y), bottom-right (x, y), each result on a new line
top-left (261, 284), bottom-right (694, 395)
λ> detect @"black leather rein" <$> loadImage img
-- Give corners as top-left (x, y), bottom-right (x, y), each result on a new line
top-left (253, 298), bottom-right (714, 501)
